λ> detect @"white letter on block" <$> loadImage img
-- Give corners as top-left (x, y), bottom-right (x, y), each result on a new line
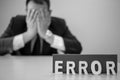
top-left (79, 61), bottom-right (88, 74)
top-left (55, 61), bottom-right (63, 74)
top-left (67, 61), bottom-right (76, 74)
top-left (91, 60), bottom-right (102, 75)
top-left (106, 61), bottom-right (116, 75)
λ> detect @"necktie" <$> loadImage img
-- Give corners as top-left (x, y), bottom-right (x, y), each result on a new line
top-left (31, 35), bottom-right (43, 55)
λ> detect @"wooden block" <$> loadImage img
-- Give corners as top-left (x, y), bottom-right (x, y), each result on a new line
top-left (53, 54), bottom-right (117, 75)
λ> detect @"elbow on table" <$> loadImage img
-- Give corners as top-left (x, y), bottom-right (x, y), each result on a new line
top-left (0, 51), bottom-right (8, 56)
top-left (65, 42), bottom-right (83, 54)
top-left (73, 43), bottom-right (82, 54)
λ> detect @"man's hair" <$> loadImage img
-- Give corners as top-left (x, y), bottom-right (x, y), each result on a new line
top-left (26, 0), bottom-right (50, 9)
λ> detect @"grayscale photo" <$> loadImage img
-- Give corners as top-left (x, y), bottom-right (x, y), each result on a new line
top-left (0, 0), bottom-right (120, 80)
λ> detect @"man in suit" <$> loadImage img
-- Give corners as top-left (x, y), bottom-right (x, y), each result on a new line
top-left (0, 0), bottom-right (82, 55)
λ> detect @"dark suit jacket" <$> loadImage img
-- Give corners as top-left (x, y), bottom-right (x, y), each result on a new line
top-left (0, 15), bottom-right (82, 55)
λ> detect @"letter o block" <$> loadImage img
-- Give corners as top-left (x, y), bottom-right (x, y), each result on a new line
top-left (91, 60), bottom-right (102, 75)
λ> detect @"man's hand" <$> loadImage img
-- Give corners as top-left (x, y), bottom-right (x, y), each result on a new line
top-left (36, 8), bottom-right (51, 39)
top-left (26, 9), bottom-right (38, 36)
top-left (23, 9), bottom-right (38, 44)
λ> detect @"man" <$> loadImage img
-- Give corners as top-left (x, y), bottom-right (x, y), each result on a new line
top-left (0, 0), bottom-right (82, 55)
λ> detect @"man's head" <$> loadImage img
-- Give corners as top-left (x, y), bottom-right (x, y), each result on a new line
top-left (26, 0), bottom-right (50, 12)
top-left (26, 0), bottom-right (50, 8)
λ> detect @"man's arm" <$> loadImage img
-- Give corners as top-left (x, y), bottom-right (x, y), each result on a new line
top-left (44, 18), bottom-right (82, 54)
top-left (0, 9), bottom-right (38, 55)
top-left (0, 21), bottom-right (36, 55)
top-left (45, 28), bottom-right (82, 54)
top-left (62, 26), bottom-right (82, 54)
top-left (0, 17), bottom-right (16, 55)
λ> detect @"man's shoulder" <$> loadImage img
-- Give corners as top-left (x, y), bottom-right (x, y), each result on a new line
top-left (13, 15), bottom-right (26, 22)
top-left (9, 15), bottom-right (26, 33)
top-left (50, 17), bottom-right (67, 35)
top-left (51, 16), bottom-right (66, 24)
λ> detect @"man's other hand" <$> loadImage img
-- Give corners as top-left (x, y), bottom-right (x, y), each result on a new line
top-left (37, 8), bottom-right (51, 39)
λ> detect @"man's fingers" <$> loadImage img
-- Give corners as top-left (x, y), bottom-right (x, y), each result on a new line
top-left (37, 10), bottom-right (43, 21)
top-left (40, 9), bottom-right (45, 21)
top-left (32, 10), bottom-right (38, 23)
top-left (36, 8), bottom-right (51, 27)
top-left (28, 9), bottom-right (31, 18)
top-left (29, 9), bottom-right (36, 21)
top-left (36, 16), bottom-right (41, 33)
top-left (43, 8), bottom-right (48, 18)
top-left (43, 8), bottom-right (51, 26)
top-left (26, 9), bottom-right (30, 21)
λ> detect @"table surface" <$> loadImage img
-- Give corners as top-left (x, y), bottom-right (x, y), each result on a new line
top-left (0, 55), bottom-right (119, 80)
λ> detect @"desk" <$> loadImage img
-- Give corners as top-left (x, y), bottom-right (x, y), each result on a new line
top-left (0, 55), bottom-right (119, 80)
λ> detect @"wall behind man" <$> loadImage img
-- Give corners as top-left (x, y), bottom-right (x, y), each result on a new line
top-left (0, 0), bottom-right (120, 60)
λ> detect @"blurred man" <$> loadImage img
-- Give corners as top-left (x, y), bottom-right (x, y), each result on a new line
top-left (0, 0), bottom-right (82, 55)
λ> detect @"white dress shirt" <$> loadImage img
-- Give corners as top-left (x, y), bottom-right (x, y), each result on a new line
top-left (13, 30), bottom-right (65, 54)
